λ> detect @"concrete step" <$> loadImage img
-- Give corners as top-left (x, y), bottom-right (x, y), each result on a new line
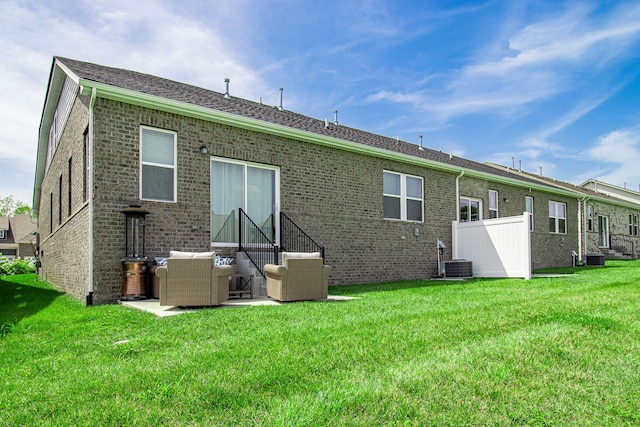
top-left (235, 251), bottom-right (267, 296)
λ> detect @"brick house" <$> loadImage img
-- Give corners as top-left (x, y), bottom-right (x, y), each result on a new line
top-left (34, 57), bottom-right (613, 305)
top-left (486, 163), bottom-right (640, 260)
top-left (0, 215), bottom-right (36, 261)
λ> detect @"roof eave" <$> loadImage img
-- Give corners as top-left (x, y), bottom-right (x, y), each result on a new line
top-left (80, 80), bottom-right (585, 198)
top-left (33, 59), bottom-right (80, 215)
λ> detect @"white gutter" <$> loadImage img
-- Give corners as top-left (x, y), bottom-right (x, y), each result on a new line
top-left (453, 170), bottom-right (465, 260)
top-left (86, 87), bottom-right (96, 306)
top-left (78, 80), bottom-right (586, 199)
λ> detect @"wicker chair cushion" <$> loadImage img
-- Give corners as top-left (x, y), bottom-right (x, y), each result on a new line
top-left (281, 252), bottom-right (321, 262)
top-left (169, 250), bottom-right (215, 259)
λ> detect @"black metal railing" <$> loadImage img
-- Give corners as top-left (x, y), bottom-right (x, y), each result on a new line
top-left (238, 208), bottom-right (279, 277)
top-left (610, 234), bottom-right (637, 257)
top-left (280, 212), bottom-right (325, 260)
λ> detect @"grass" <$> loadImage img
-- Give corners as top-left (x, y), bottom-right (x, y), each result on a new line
top-left (1, 262), bottom-right (639, 426)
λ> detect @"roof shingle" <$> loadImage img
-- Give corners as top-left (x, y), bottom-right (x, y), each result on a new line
top-left (57, 57), bottom-right (555, 188)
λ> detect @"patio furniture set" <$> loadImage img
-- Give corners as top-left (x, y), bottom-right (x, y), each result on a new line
top-left (154, 251), bottom-right (331, 307)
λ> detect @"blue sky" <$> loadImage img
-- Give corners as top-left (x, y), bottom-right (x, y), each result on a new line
top-left (2, 0), bottom-right (640, 207)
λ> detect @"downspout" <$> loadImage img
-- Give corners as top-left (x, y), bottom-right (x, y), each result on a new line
top-left (455, 170), bottom-right (464, 222)
top-left (86, 87), bottom-right (96, 306)
top-left (579, 196), bottom-right (589, 262)
top-left (453, 170), bottom-right (464, 259)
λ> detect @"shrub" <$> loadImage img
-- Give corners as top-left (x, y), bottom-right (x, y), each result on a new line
top-left (0, 254), bottom-right (35, 275)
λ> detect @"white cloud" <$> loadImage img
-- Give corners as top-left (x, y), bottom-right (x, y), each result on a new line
top-left (363, 2), bottom-right (640, 122)
top-left (0, 0), bottom-right (273, 205)
top-left (587, 128), bottom-right (640, 188)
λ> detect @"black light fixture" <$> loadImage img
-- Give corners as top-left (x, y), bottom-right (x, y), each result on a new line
top-left (199, 145), bottom-right (208, 154)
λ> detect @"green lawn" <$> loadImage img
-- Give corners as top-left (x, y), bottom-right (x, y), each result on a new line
top-left (1, 261), bottom-right (639, 426)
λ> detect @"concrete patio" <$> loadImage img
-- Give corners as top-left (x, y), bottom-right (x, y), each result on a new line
top-left (120, 295), bottom-right (357, 317)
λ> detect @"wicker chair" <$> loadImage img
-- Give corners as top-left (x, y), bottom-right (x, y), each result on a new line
top-left (264, 252), bottom-right (331, 302)
top-left (155, 257), bottom-right (233, 307)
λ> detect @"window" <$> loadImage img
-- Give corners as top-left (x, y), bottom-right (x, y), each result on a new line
top-left (0, 230), bottom-right (5, 239)
top-left (68, 157), bottom-right (72, 217)
top-left (460, 197), bottom-right (481, 222)
top-left (549, 201), bottom-right (566, 234)
top-left (211, 158), bottom-right (279, 245)
top-left (525, 196), bottom-right (534, 231)
top-left (587, 205), bottom-right (593, 231)
top-left (488, 190), bottom-right (498, 219)
top-left (140, 126), bottom-right (176, 202)
top-left (383, 171), bottom-right (423, 222)
top-left (629, 214), bottom-right (638, 236)
top-left (49, 192), bottom-right (53, 233)
top-left (58, 175), bottom-right (63, 225)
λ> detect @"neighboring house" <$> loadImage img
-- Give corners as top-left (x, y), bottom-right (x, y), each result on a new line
top-left (581, 179), bottom-right (640, 205)
top-left (33, 57), bottom-right (615, 305)
top-left (455, 173), bottom-right (580, 272)
top-left (486, 163), bottom-right (640, 260)
top-left (0, 215), bottom-right (37, 260)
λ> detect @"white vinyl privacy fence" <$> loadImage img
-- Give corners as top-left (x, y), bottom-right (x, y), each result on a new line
top-left (452, 213), bottom-right (531, 279)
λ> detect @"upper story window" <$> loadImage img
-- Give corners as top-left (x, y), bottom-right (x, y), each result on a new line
top-left (140, 126), bottom-right (177, 202)
top-left (488, 190), bottom-right (498, 219)
top-left (549, 201), bottom-right (566, 234)
top-left (525, 196), bottom-right (534, 231)
top-left (0, 230), bottom-right (6, 239)
top-left (460, 197), bottom-right (481, 222)
top-left (383, 171), bottom-right (423, 222)
top-left (629, 214), bottom-right (638, 236)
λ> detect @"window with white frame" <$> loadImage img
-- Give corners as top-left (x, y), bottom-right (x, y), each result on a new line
top-left (383, 171), bottom-right (423, 222)
top-left (459, 197), bottom-right (481, 222)
top-left (549, 201), bottom-right (566, 234)
top-left (0, 230), bottom-right (5, 239)
top-left (211, 158), bottom-right (279, 245)
top-left (488, 190), bottom-right (498, 219)
top-left (587, 205), bottom-right (594, 231)
top-left (629, 214), bottom-right (638, 236)
top-left (140, 126), bottom-right (177, 202)
top-left (525, 196), bottom-right (534, 231)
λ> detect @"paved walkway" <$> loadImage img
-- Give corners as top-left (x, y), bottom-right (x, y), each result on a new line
top-left (120, 295), bottom-right (356, 317)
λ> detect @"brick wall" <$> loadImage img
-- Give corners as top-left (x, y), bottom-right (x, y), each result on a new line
top-left (85, 99), bottom-right (459, 302)
top-left (41, 95), bottom-right (590, 304)
top-left (583, 201), bottom-right (640, 255)
top-left (458, 176), bottom-right (579, 270)
top-left (39, 96), bottom-right (91, 301)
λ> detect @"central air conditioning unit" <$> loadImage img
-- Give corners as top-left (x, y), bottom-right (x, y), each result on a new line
top-left (441, 259), bottom-right (473, 278)
top-left (584, 253), bottom-right (605, 267)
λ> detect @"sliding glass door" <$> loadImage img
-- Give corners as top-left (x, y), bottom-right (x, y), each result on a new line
top-left (211, 158), bottom-right (279, 245)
